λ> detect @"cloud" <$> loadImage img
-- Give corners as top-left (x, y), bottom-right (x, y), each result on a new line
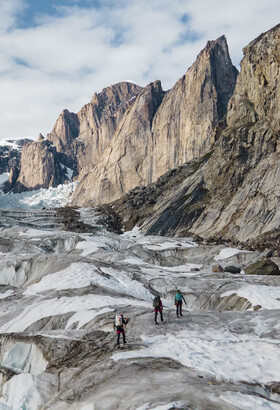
top-left (0, 0), bottom-right (279, 140)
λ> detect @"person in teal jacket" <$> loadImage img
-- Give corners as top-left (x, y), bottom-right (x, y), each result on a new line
top-left (174, 289), bottom-right (186, 318)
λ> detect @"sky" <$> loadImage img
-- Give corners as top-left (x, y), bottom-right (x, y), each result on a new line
top-left (0, 0), bottom-right (279, 141)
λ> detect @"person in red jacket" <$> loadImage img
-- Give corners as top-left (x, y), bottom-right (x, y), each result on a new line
top-left (153, 295), bottom-right (164, 325)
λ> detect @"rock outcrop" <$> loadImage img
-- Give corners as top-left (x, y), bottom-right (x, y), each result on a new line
top-left (13, 138), bottom-right (66, 192)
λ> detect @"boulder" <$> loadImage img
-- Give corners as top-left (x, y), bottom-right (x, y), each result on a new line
top-left (245, 259), bottom-right (280, 275)
top-left (224, 266), bottom-right (241, 274)
top-left (212, 264), bottom-right (224, 273)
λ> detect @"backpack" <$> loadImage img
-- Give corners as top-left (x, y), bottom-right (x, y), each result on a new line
top-left (115, 315), bottom-right (122, 327)
top-left (153, 296), bottom-right (160, 308)
top-left (175, 293), bottom-right (182, 302)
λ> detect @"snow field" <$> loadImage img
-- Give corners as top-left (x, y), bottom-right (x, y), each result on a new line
top-left (24, 262), bottom-right (153, 302)
top-left (113, 328), bottom-right (280, 384)
top-left (222, 285), bottom-right (280, 310)
top-left (214, 247), bottom-right (246, 260)
top-left (0, 294), bottom-right (151, 333)
top-left (221, 392), bottom-right (280, 410)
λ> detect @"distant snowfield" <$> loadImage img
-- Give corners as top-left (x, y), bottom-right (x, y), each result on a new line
top-left (0, 140), bottom-right (20, 148)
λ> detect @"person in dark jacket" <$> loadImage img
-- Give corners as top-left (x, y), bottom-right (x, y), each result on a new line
top-left (116, 314), bottom-right (129, 346)
top-left (174, 289), bottom-right (186, 318)
top-left (153, 295), bottom-right (164, 325)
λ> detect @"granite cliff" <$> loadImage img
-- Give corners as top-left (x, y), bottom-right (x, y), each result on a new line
top-left (13, 138), bottom-right (67, 192)
top-left (109, 24), bottom-right (280, 243)
top-left (71, 35), bottom-right (237, 205)
top-left (47, 82), bottom-right (142, 179)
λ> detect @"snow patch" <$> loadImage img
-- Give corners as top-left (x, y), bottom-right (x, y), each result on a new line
top-left (0, 290), bottom-right (14, 299)
top-left (113, 329), bottom-right (280, 384)
top-left (66, 307), bottom-right (113, 329)
top-left (0, 294), bottom-right (150, 333)
top-left (24, 262), bottom-right (152, 302)
top-left (214, 247), bottom-right (245, 261)
top-left (221, 285), bottom-right (280, 310)
top-left (221, 391), bottom-right (280, 410)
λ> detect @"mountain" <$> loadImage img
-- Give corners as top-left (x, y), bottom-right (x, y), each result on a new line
top-left (10, 35), bottom-right (237, 205)
top-left (47, 82), bottom-right (142, 178)
top-left (3, 24), bottom-right (280, 244)
top-left (109, 24), bottom-right (280, 243)
top-left (71, 35), bottom-right (238, 206)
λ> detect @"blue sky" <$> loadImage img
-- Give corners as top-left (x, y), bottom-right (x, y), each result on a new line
top-left (0, 0), bottom-right (279, 140)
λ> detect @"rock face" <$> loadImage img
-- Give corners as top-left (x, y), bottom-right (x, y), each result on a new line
top-left (71, 36), bottom-right (237, 206)
top-left (150, 36), bottom-right (238, 180)
top-left (71, 81), bottom-right (165, 205)
top-left (118, 24), bottom-right (280, 242)
top-left (11, 36), bottom-right (237, 201)
top-left (13, 139), bottom-right (66, 192)
top-left (245, 259), bottom-right (280, 275)
top-left (0, 141), bottom-right (31, 193)
top-left (47, 82), bottom-right (142, 177)
top-left (0, 146), bottom-right (20, 176)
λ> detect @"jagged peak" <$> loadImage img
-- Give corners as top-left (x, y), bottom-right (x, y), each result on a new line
top-left (243, 22), bottom-right (280, 54)
top-left (90, 81), bottom-right (142, 105)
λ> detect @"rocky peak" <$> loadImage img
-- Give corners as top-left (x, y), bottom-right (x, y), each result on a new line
top-left (13, 139), bottom-right (66, 193)
top-left (47, 109), bottom-right (80, 163)
top-left (71, 81), bottom-right (165, 206)
top-left (150, 35), bottom-right (238, 181)
top-left (89, 82), bottom-right (142, 118)
top-left (227, 23), bottom-right (280, 130)
top-left (130, 24), bottom-right (280, 243)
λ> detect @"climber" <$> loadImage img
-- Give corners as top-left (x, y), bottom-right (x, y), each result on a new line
top-left (153, 295), bottom-right (164, 324)
top-left (115, 313), bottom-right (129, 346)
top-left (174, 289), bottom-right (186, 318)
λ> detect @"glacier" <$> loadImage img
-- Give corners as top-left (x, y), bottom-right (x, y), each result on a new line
top-left (0, 187), bottom-right (279, 409)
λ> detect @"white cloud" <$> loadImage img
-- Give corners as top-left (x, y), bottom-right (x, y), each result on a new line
top-left (0, 0), bottom-right (279, 140)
